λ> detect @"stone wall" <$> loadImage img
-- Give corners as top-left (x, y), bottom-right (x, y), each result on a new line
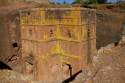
top-left (96, 12), bottom-right (124, 49)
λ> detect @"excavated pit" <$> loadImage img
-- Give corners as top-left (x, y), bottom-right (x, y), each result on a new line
top-left (0, 2), bottom-right (125, 83)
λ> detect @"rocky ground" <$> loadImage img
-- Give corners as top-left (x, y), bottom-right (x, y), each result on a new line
top-left (71, 37), bottom-right (125, 83)
top-left (0, 70), bottom-right (35, 83)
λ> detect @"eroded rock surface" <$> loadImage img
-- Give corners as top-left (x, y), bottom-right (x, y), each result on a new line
top-left (71, 39), bottom-right (125, 83)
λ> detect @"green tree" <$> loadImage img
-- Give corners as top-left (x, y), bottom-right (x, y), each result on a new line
top-left (63, 1), bottom-right (66, 4)
top-left (75, 0), bottom-right (81, 3)
top-left (72, 0), bottom-right (81, 4)
top-left (97, 0), bottom-right (107, 3)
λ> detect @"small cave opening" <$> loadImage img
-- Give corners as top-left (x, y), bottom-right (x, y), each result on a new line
top-left (0, 61), bottom-right (12, 70)
top-left (114, 41), bottom-right (120, 47)
top-left (12, 43), bottom-right (18, 48)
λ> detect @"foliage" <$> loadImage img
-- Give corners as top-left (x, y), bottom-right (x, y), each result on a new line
top-left (72, 0), bottom-right (82, 4)
top-left (97, 0), bottom-right (107, 3)
top-left (73, 0), bottom-right (107, 4)
top-left (63, 1), bottom-right (66, 4)
top-left (74, 0), bottom-right (81, 3)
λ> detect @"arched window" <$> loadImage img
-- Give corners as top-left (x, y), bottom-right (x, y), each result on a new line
top-left (63, 63), bottom-right (72, 79)
top-left (29, 29), bottom-right (32, 35)
top-left (67, 30), bottom-right (72, 38)
top-left (27, 12), bottom-right (31, 15)
top-left (50, 29), bottom-right (54, 37)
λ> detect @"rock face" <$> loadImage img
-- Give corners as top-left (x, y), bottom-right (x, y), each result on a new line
top-left (92, 43), bottom-right (125, 83)
top-left (0, 2), bottom-right (39, 72)
top-left (70, 39), bottom-right (125, 83)
top-left (0, 0), bottom-right (25, 6)
top-left (96, 11), bottom-right (124, 49)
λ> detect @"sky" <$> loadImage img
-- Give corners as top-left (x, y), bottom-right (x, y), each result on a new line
top-left (50, 0), bottom-right (120, 4)
top-left (108, 0), bottom-right (117, 3)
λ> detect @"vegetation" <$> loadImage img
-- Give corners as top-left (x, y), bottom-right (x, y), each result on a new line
top-left (73, 0), bottom-right (107, 4)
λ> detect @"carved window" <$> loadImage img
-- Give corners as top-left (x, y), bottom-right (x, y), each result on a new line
top-left (49, 29), bottom-right (54, 37)
top-left (29, 29), bottom-right (32, 35)
top-left (67, 30), bottom-right (72, 38)
top-left (63, 63), bottom-right (72, 79)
